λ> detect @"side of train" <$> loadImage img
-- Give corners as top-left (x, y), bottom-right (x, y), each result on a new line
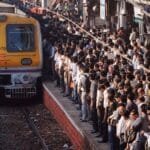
top-left (0, 2), bottom-right (43, 99)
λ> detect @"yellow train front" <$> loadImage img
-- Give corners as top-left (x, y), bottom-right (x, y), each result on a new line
top-left (0, 2), bottom-right (43, 100)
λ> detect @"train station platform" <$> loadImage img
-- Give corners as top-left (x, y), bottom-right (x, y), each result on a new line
top-left (43, 81), bottom-right (109, 150)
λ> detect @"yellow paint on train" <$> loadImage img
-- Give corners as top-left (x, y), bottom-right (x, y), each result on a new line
top-left (0, 2), bottom-right (42, 99)
top-left (0, 13), bottom-right (42, 68)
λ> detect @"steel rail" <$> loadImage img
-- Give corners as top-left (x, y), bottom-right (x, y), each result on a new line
top-left (22, 107), bottom-right (50, 150)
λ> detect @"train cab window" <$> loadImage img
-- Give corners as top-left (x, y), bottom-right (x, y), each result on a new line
top-left (6, 24), bottom-right (34, 52)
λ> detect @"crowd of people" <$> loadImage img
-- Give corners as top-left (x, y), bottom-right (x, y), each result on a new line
top-left (41, 14), bottom-right (150, 150)
top-left (16, 0), bottom-right (150, 150)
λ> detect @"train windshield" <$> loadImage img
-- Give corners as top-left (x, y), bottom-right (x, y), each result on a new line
top-left (7, 24), bottom-right (34, 52)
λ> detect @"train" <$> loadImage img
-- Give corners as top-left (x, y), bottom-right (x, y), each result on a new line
top-left (0, 2), bottom-right (43, 100)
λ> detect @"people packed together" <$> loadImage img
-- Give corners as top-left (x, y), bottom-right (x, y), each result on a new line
top-left (41, 13), bottom-right (150, 150)
top-left (17, 0), bottom-right (150, 150)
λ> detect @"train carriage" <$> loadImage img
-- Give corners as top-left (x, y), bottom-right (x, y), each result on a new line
top-left (0, 2), bottom-right (43, 99)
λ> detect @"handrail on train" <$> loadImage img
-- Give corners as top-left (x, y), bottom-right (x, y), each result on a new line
top-left (0, 2), bottom-right (15, 13)
top-left (0, 2), bottom-right (26, 15)
top-left (0, 6), bottom-right (15, 13)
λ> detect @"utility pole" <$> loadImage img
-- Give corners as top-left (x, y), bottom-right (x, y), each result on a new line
top-left (82, 0), bottom-right (89, 27)
top-left (116, 0), bottom-right (127, 29)
top-left (41, 0), bottom-right (47, 8)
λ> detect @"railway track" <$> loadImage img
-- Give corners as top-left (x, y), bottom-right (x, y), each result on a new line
top-left (22, 107), bottom-right (49, 150)
top-left (0, 104), bottom-right (71, 150)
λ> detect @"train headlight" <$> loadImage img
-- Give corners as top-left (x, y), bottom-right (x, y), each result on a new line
top-left (13, 74), bottom-right (22, 84)
top-left (13, 74), bottom-right (35, 84)
top-left (14, 78), bottom-right (22, 84)
top-left (20, 74), bottom-right (33, 84)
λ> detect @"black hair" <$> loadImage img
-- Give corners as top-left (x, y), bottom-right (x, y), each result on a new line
top-left (138, 96), bottom-right (145, 102)
top-left (90, 72), bottom-right (96, 80)
top-left (117, 103), bottom-right (125, 108)
top-left (141, 104), bottom-right (147, 114)
top-left (104, 81), bottom-right (110, 87)
top-left (130, 109), bottom-right (138, 115)
top-left (72, 56), bottom-right (78, 63)
top-left (123, 110), bottom-right (129, 118)
top-left (127, 93), bottom-right (135, 101)
top-left (98, 84), bottom-right (105, 90)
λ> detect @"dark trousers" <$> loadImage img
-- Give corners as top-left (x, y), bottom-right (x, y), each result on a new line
top-left (77, 93), bottom-right (82, 110)
top-left (119, 143), bottom-right (126, 150)
top-left (132, 135), bottom-right (147, 150)
top-left (108, 125), bottom-right (119, 150)
top-left (102, 122), bottom-right (108, 142)
top-left (43, 54), bottom-right (50, 78)
top-left (49, 58), bottom-right (55, 79)
top-left (97, 105), bottom-right (104, 135)
top-left (91, 108), bottom-right (98, 132)
top-left (55, 71), bottom-right (60, 86)
top-left (72, 83), bottom-right (78, 103)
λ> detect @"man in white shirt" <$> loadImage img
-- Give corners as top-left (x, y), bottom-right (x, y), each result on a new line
top-left (70, 56), bottom-right (78, 103)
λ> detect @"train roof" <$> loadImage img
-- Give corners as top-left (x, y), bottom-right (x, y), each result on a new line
top-left (0, 2), bottom-right (26, 16)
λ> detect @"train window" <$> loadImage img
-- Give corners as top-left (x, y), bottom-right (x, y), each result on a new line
top-left (6, 24), bottom-right (34, 52)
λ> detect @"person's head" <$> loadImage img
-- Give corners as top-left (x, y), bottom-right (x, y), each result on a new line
top-left (137, 87), bottom-right (145, 97)
top-left (117, 103), bottom-right (126, 116)
top-left (72, 56), bottom-right (78, 63)
top-left (123, 110), bottom-right (129, 119)
top-left (137, 96), bottom-right (145, 103)
top-left (94, 63), bottom-right (99, 71)
top-left (118, 81), bottom-right (124, 90)
top-left (113, 76), bottom-right (121, 87)
top-left (96, 43), bottom-right (102, 50)
top-left (98, 84), bottom-right (105, 91)
top-left (126, 65), bottom-right (134, 74)
top-left (79, 63), bottom-right (84, 72)
top-left (147, 105), bottom-right (150, 121)
top-left (129, 110), bottom-right (139, 120)
top-left (108, 95), bottom-right (115, 105)
top-left (108, 65), bottom-right (113, 73)
top-left (124, 82), bottom-right (132, 93)
top-left (89, 71), bottom-right (96, 81)
top-left (115, 93), bottom-right (123, 103)
top-left (127, 93), bottom-right (135, 102)
top-left (141, 104), bottom-right (147, 115)
top-left (134, 70), bottom-right (141, 80)
top-left (88, 48), bottom-right (93, 55)
top-left (100, 71), bottom-right (107, 79)
top-left (104, 81), bottom-right (110, 88)
top-left (132, 28), bottom-right (136, 32)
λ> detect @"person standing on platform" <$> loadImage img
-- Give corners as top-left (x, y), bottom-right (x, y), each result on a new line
top-left (79, 64), bottom-right (90, 122)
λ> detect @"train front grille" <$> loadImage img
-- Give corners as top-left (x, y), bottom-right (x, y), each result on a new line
top-left (5, 87), bottom-right (36, 99)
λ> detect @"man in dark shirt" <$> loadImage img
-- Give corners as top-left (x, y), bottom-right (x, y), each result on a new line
top-left (89, 72), bottom-right (98, 132)
top-left (126, 93), bottom-right (138, 113)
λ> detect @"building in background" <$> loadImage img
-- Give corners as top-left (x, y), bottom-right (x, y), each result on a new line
top-left (126, 0), bottom-right (150, 45)
top-left (19, 0), bottom-right (150, 45)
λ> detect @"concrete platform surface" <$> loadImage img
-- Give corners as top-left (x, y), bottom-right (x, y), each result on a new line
top-left (43, 81), bottom-right (109, 150)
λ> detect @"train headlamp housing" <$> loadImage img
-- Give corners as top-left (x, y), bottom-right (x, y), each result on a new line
top-left (0, 15), bottom-right (7, 22)
top-left (20, 74), bottom-right (33, 84)
top-left (14, 77), bottom-right (21, 84)
top-left (13, 74), bottom-right (36, 84)
top-left (21, 58), bottom-right (32, 66)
